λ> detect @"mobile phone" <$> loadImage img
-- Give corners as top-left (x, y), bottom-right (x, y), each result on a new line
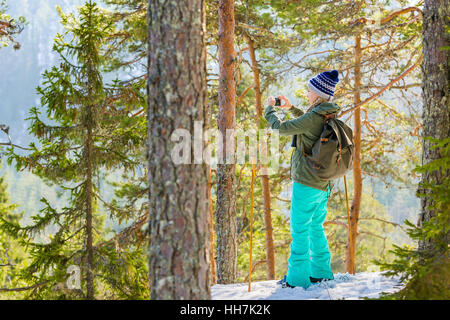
top-left (275, 97), bottom-right (281, 106)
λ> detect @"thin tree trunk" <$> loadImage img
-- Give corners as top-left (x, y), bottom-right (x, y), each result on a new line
top-left (215, 0), bottom-right (237, 284)
top-left (245, 33), bottom-right (275, 280)
top-left (147, 0), bottom-right (210, 299)
top-left (84, 27), bottom-right (96, 298)
top-left (204, 2), bottom-right (217, 286)
top-left (85, 111), bottom-right (94, 300)
top-left (418, 0), bottom-right (449, 253)
top-left (208, 168), bottom-right (217, 284)
top-left (346, 33), bottom-right (363, 274)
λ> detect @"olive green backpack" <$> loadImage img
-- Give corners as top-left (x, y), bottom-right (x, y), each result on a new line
top-left (301, 113), bottom-right (354, 180)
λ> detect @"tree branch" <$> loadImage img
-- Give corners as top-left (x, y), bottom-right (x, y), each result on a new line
top-left (339, 55), bottom-right (423, 117)
top-left (350, 7), bottom-right (423, 27)
top-left (324, 220), bottom-right (348, 228)
top-left (0, 281), bottom-right (49, 292)
top-left (0, 124), bottom-right (31, 151)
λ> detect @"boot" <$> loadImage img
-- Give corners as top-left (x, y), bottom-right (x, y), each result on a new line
top-left (310, 276), bottom-right (332, 283)
top-left (278, 275), bottom-right (296, 288)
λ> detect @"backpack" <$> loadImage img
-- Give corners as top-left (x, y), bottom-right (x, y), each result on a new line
top-left (300, 113), bottom-right (354, 180)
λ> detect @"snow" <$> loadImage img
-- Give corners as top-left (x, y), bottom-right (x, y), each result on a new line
top-left (211, 272), bottom-right (403, 300)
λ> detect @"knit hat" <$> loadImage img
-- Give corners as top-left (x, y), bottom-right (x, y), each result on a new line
top-left (307, 70), bottom-right (339, 100)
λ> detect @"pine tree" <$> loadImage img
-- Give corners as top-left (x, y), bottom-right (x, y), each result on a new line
top-left (3, 1), bottom-right (145, 299)
top-left (417, 0), bottom-right (449, 261)
top-left (147, 0), bottom-right (210, 299)
top-left (214, 0), bottom-right (239, 285)
top-left (376, 0), bottom-right (449, 300)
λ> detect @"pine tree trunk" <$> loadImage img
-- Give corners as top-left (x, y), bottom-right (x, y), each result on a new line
top-left (204, 3), bottom-right (217, 286)
top-left (346, 33), bottom-right (363, 274)
top-left (208, 168), bottom-right (217, 284)
top-left (147, 0), bottom-right (210, 299)
top-left (215, 0), bottom-right (237, 284)
top-left (85, 112), bottom-right (94, 300)
top-left (245, 33), bottom-right (276, 280)
top-left (418, 0), bottom-right (449, 253)
top-left (84, 34), bottom-right (96, 300)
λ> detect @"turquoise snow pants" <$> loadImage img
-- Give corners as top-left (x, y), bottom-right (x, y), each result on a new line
top-left (286, 181), bottom-right (334, 288)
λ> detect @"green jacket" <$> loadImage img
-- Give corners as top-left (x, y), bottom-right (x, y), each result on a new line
top-left (264, 102), bottom-right (341, 192)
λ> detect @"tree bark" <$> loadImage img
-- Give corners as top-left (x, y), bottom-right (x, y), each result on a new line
top-left (207, 168), bottom-right (217, 284)
top-left (147, 0), bottom-right (210, 299)
top-left (418, 0), bottom-right (449, 252)
top-left (84, 28), bottom-right (97, 299)
top-left (215, 0), bottom-right (237, 284)
top-left (85, 108), bottom-right (94, 300)
top-left (204, 2), bottom-right (217, 286)
top-left (346, 33), bottom-right (363, 274)
top-left (245, 33), bottom-right (276, 280)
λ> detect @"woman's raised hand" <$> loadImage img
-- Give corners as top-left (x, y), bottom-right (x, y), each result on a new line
top-left (279, 95), bottom-right (292, 109)
top-left (266, 96), bottom-right (276, 106)
top-left (266, 95), bottom-right (292, 109)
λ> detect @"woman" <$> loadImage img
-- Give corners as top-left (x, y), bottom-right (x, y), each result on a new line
top-left (264, 70), bottom-right (340, 289)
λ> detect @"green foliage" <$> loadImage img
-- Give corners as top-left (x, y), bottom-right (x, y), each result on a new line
top-left (205, 0), bottom-right (411, 282)
top-left (0, 162), bottom-right (28, 299)
top-left (214, 62), bottom-right (399, 281)
top-left (1, 0), bottom-right (425, 299)
top-left (375, 137), bottom-right (450, 299)
top-left (1, 1), bottom-right (147, 299)
top-left (269, 0), bottom-right (423, 189)
top-left (327, 182), bottom-right (397, 274)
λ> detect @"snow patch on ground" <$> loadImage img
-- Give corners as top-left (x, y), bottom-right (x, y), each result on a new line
top-left (212, 272), bottom-right (403, 300)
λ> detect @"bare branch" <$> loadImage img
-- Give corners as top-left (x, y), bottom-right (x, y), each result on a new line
top-left (339, 54), bottom-right (423, 117)
top-left (0, 281), bottom-right (48, 292)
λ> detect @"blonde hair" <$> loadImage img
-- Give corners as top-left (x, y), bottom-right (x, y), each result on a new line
top-left (306, 95), bottom-right (330, 113)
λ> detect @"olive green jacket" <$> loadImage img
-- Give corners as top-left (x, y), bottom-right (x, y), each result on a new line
top-left (264, 102), bottom-right (341, 192)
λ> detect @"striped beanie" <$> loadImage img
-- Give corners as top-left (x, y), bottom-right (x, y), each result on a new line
top-left (307, 70), bottom-right (339, 100)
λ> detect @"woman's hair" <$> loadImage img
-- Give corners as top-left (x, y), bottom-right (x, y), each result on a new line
top-left (306, 94), bottom-right (330, 112)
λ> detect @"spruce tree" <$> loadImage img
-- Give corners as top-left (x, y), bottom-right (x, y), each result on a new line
top-left (0, 163), bottom-right (26, 299)
top-left (3, 1), bottom-right (145, 299)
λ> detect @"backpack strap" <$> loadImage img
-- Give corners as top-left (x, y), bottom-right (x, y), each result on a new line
top-left (302, 140), bottom-right (308, 157)
top-left (301, 112), bottom-right (338, 157)
top-left (302, 113), bottom-right (337, 156)
top-left (323, 113), bottom-right (336, 122)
